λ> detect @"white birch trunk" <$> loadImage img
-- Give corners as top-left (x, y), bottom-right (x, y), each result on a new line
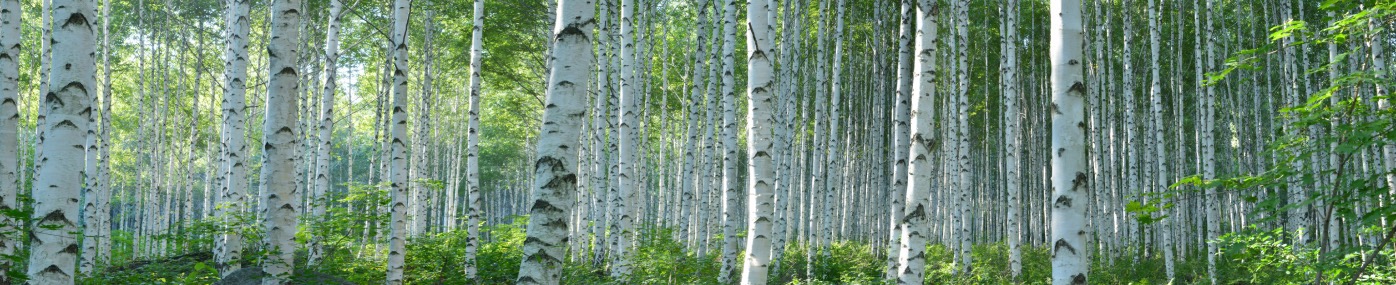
top-left (0, 0), bottom-right (18, 280)
top-left (739, 0), bottom-right (775, 282)
top-left (28, 0), bottom-right (94, 282)
top-left (1194, 0), bottom-right (1217, 282)
top-left (216, 0), bottom-right (252, 276)
top-left (612, 0), bottom-right (639, 278)
top-left (896, 1), bottom-right (937, 282)
top-left (717, 0), bottom-right (739, 281)
top-left (308, 0), bottom-right (344, 267)
top-left (1155, 0), bottom-right (1177, 280)
top-left (1049, 0), bottom-right (1089, 283)
top-left (823, 0), bottom-right (844, 254)
top-left (516, 0), bottom-right (593, 283)
top-left (1002, 0), bottom-right (1022, 278)
top-left (96, 0), bottom-right (112, 265)
top-left (386, 0), bottom-right (412, 283)
top-left (885, 0), bottom-right (914, 279)
top-left (1376, 15), bottom-right (1395, 197)
top-left (464, 0), bottom-right (484, 278)
top-left (953, 0), bottom-right (972, 273)
top-left (259, 0), bottom-right (302, 282)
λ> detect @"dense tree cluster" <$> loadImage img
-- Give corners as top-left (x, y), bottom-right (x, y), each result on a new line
top-left (0, 0), bottom-right (1391, 284)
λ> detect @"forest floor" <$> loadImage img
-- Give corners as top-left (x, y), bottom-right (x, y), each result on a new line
top-left (77, 220), bottom-right (1395, 284)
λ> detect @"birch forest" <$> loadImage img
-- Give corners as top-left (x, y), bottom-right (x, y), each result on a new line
top-left (2, 0), bottom-right (1396, 284)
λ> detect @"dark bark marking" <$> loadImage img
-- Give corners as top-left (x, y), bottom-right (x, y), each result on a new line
top-left (61, 12), bottom-right (90, 28)
top-left (1054, 239), bottom-right (1076, 255)
top-left (1069, 81), bottom-right (1086, 94)
top-left (1054, 195), bottom-right (1072, 208)
top-left (1072, 172), bottom-right (1087, 190)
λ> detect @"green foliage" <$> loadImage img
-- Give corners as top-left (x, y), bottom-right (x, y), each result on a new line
top-left (80, 252), bottom-right (220, 285)
top-left (613, 227), bottom-right (719, 284)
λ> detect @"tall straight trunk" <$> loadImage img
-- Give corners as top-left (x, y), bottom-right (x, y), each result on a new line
top-left (703, 0), bottom-right (721, 259)
top-left (464, 0), bottom-right (484, 278)
top-left (884, 0), bottom-right (913, 279)
top-left (81, 30), bottom-right (101, 271)
top-left (35, 0), bottom-right (48, 177)
top-left (411, 7), bottom-right (437, 237)
top-left (1153, 0), bottom-right (1175, 279)
top-left (216, 0), bottom-right (252, 276)
top-left (613, 0), bottom-right (639, 278)
top-left (0, 0), bottom-right (18, 280)
top-left (952, 0), bottom-right (972, 273)
top-left (259, 0), bottom-right (302, 282)
top-left (97, 0), bottom-right (113, 266)
top-left (823, 0), bottom-right (845, 253)
top-left (308, 0), bottom-right (344, 267)
top-left (1281, 0), bottom-right (1306, 245)
top-left (1376, 14), bottom-right (1394, 196)
top-left (739, 0), bottom-right (775, 282)
top-left (770, 0), bottom-right (800, 269)
top-left (1049, 0), bottom-right (1089, 283)
top-left (679, 0), bottom-right (710, 250)
top-left (28, 0), bottom-right (95, 283)
top-left (1002, 0), bottom-right (1022, 278)
top-left (1202, 0), bottom-right (1218, 281)
top-left (516, 0), bottom-right (593, 283)
top-left (1121, 3), bottom-right (1142, 259)
top-left (593, 0), bottom-right (614, 265)
top-left (386, 0), bottom-right (412, 283)
top-left (896, 1), bottom-right (937, 283)
top-left (807, 0), bottom-right (829, 275)
top-left (717, 0), bottom-right (739, 281)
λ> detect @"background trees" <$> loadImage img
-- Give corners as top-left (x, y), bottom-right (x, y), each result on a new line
top-left (0, 0), bottom-right (1391, 285)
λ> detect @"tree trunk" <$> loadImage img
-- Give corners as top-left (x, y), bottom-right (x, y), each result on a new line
top-left (717, 0), bottom-right (740, 281)
top-left (464, 0), bottom-right (484, 278)
top-left (515, 0), bottom-right (593, 283)
top-left (1002, 0), bottom-right (1022, 278)
top-left (386, 0), bottom-right (412, 283)
top-left (259, 0), bottom-right (302, 282)
top-left (308, 0), bottom-right (344, 267)
top-left (0, 0), bottom-right (18, 280)
top-left (952, 0), bottom-right (972, 273)
top-left (612, 0), bottom-right (639, 278)
top-left (216, 0), bottom-right (252, 276)
top-left (739, 0), bottom-right (775, 282)
top-left (27, 0), bottom-right (95, 283)
top-left (1049, 0), bottom-right (1089, 283)
top-left (896, 1), bottom-right (937, 283)
top-left (885, 0), bottom-right (913, 279)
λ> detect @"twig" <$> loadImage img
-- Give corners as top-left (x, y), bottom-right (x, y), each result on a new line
top-left (1350, 225), bottom-right (1396, 284)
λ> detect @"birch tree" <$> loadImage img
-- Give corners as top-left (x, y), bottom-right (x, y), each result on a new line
top-left (0, 0), bottom-right (18, 280)
top-left (1201, 0), bottom-right (1219, 282)
top-left (739, 0), bottom-right (775, 281)
top-left (464, 0), bottom-right (484, 278)
top-left (28, 0), bottom-right (96, 283)
top-left (516, 0), bottom-right (593, 283)
top-left (308, 0), bottom-right (345, 267)
top-left (1049, 0), bottom-right (1089, 283)
top-left (613, 0), bottom-right (639, 278)
top-left (216, 0), bottom-right (252, 276)
top-left (884, 0), bottom-right (913, 278)
top-left (387, 0), bottom-right (412, 283)
top-left (717, 0), bottom-right (740, 281)
top-left (259, 0), bottom-right (303, 282)
top-left (97, 0), bottom-right (114, 265)
top-left (952, 0), bottom-right (972, 273)
top-left (1153, 0), bottom-right (1175, 279)
top-left (1001, 0), bottom-right (1022, 278)
top-left (896, 0), bottom-right (937, 283)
